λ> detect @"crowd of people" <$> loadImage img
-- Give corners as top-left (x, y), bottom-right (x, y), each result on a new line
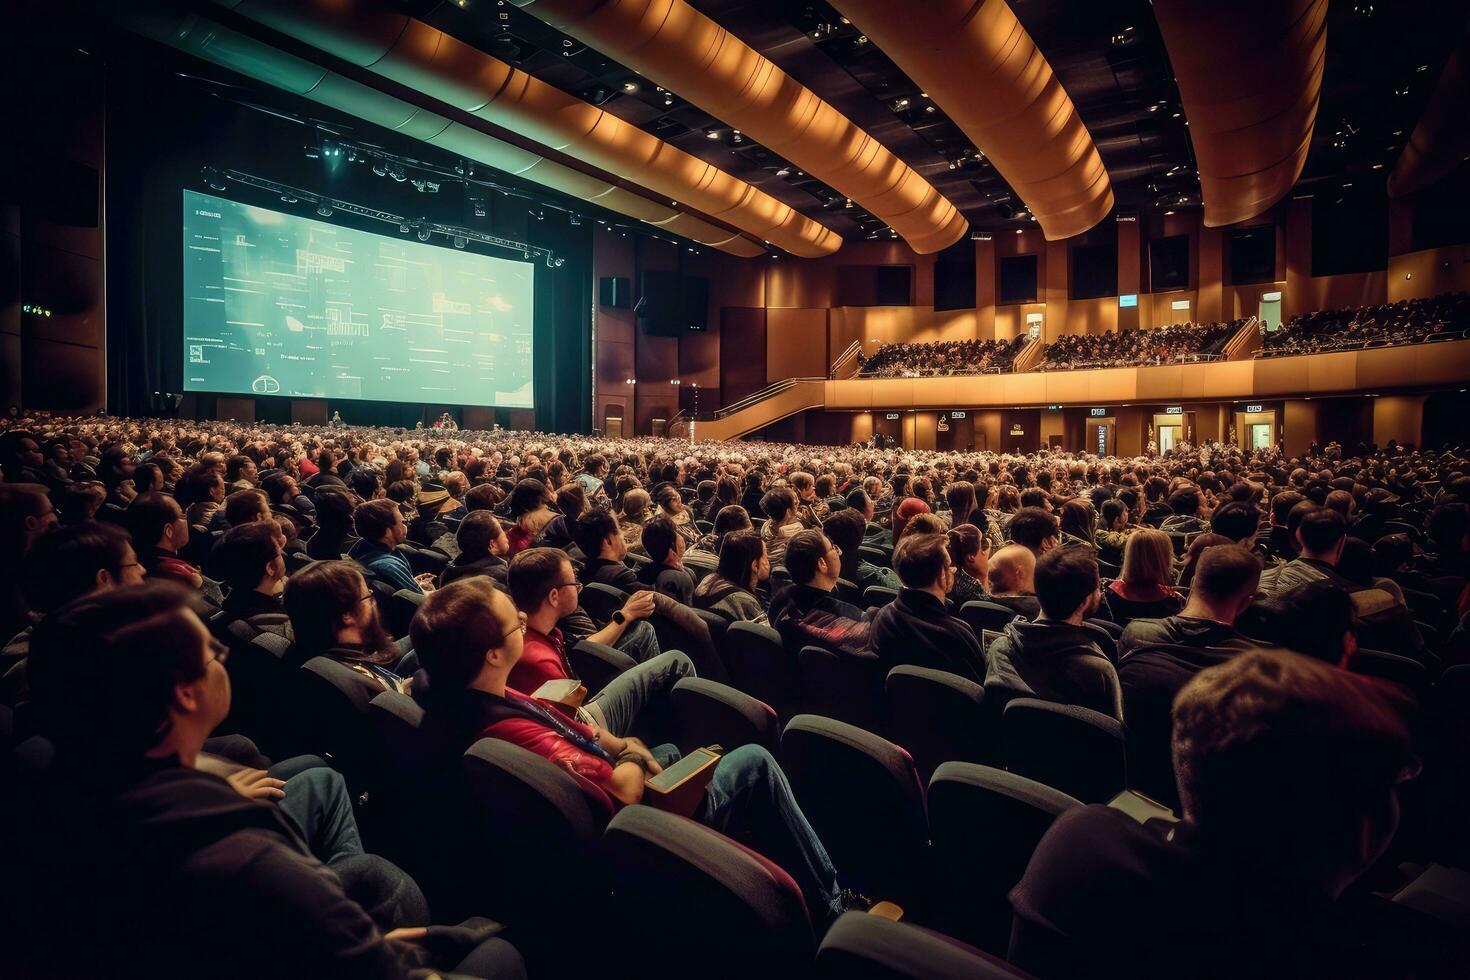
top-left (858, 337), bottom-right (1026, 377)
top-left (1038, 319), bottom-right (1241, 371)
top-left (3, 412), bottom-right (1470, 976)
top-left (1260, 292), bottom-right (1470, 357)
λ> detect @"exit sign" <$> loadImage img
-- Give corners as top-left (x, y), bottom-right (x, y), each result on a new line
top-left (1164, 406), bottom-right (1183, 415)
top-left (1245, 403), bottom-right (1263, 413)
top-left (1089, 408), bottom-right (1107, 417)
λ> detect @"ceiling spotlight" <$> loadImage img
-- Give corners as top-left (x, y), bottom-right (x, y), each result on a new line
top-left (399, 222), bottom-right (411, 234)
top-left (621, 80), bottom-right (638, 93)
top-left (371, 158), bottom-right (387, 177)
top-left (775, 167), bottom-right (790, 177)
top-left (303, 145), bottom-right (320, 160)
top-left (925, 105), bottom-right (936, 113)
top-left (453, 236), bottom-right (467, 249)
top-left (417, 228), bottom-right (432, 242)
top-left (316, 204), bottom-right (333, 217)
top-left (705, 129), bottom-right (721, 140)
top-left (388, 163), bottom-right (407, 182)
top-left (201, 167), bottom-right (227, 191)
top-left (280, 192), bottom-right (298, 204)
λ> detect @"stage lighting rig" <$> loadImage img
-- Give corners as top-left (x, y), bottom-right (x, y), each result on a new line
top-left (200, 166), bottom-right (227, 191)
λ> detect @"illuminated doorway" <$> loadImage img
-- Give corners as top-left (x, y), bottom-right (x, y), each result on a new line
top-left (1251, 423), bottom-right (1273, 449)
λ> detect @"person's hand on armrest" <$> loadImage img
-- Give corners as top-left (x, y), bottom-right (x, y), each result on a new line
top-left (606, 761), bottom-right (648, 805)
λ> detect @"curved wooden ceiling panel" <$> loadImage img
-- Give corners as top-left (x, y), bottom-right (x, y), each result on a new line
top-left (218, 0), bottom-right (840, 255)
top-left (1152, 0), bottom-right (1327, 227)
top-left (1389, 26), bottom-right (1470, 199)
top-left (516, 0), bottom-right (967, 253)
top-left (131, 9), bottom-right (761, 255)
top-left (829, 0), bottom-right (1114, 241)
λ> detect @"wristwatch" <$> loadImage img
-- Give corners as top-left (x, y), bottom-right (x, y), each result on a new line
top-left (611, 610), bottom-right (627, 625)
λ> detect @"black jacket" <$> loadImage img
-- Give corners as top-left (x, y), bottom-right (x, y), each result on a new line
top-left (983, 619), bottom-right (1123, 720)
top-left (439, 553), bottom-right (509, 590)
top-left (871, 588), bottom-right (985, 682)
top-left (9, 759), bottom-right (421, 978)
top-left (769, 584), bottom-right (872, 656)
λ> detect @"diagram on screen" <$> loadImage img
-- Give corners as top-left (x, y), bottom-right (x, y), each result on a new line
top-left (181, 190), bottom-right (535, 407)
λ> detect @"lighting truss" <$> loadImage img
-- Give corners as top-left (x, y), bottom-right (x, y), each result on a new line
top-left (215, 169), bottom-right (562, 267)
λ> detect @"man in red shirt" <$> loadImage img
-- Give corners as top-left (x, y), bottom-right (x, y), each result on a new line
top-left (507, 548), bottom-right (688, 744)
top-left (412, 577), bottom-right (849, 928)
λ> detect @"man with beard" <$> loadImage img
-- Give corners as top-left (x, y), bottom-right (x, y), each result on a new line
top-left (283, 560), bottom-right (410, 695)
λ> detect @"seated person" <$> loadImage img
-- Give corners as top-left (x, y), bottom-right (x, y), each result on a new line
top-left (126, 491), bottom-right (205, 590)
top-left (984, 545), bottom-right (1122, 720)
top-left (212, 522), bottom-right (289, 629)
top-left (691, 530), bottom-right (769, 624)
top-left (872, 533), bottom-right (984, 682)
top-left (575, 509), bottom-right (642, 594)
top-left (684, 503), bottom-right (750, 569)
top-left (986, 544), bottom-right (1041, 620)
top-left (1241, 579), bottom-right (1360, 667)
top-left (1009, 649), bottom-right (1418, 978)
top-left (1095, 498), bottom-right (1134, 568)
top-left (846, 488), bottom-right (893, 548)
top-left (221, 487), bottom-right (272, 530)
top-left (305, 488), bottom-right (360, 562)
top-left (406, 486), bottom-right (455, 549)
top-left (507, 549), bottom-right (670, 706)
top-left (410, 576), bottom-right (848, 928)
top-left (945, 524), bottom-right (992, 605)
top-left (768, 529), bottom-right (873, 656)
top-left (759, 487), bottom-right (804, 567)
top-left (636, 515), bottom-right (695, 604)
top-left (283, 561), bottom-right (409, 693)
top-left (6, 522), bottom-right (147, 665)
top-left (1104, 529), bottom-right (1185, 625)
top-left (1008, 507), bottom-right (1060, 557)
top-left (1117, 545), bottom-right (1262, 807)
top-left (261, 471), bottom-right (316, 534)
top-left (348, 499), bottom-right (431, 595)
top-left (439, 512), bottom-right (510, 590)
top-left (15, 584), bottom-right (525, 979)
top-left (824, 508), bottom-right (899, 593)
top-left (1159, 488), bottom-right (1207, 534)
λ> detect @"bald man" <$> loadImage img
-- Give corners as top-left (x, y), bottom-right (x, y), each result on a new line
top-left (988, 544), bottom-right (1040, 620)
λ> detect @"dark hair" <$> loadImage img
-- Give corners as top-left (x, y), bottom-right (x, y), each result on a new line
top-left (893, 533), bottom-right (951, 589)
top-left (555, 483), bottom-right (588, 522)
top-left (785, 529), bottom-right (830, 586)
top-left (1428, 503), bottom-right (1469, 552)
top-left (1020, 488), bottom-right (1049, 510)
top-left (1209, 501), bottom-right (1259, 543)
top-left (132, 462), bottom-right (163, 494)
top-left (507, 546), bottom-right (571, 614)
top-left (641, 515), bottom-right (680, 564)
top-left (1008, 507), bottom-right (1059, 551)
top-left (28, 583), bottom-right (206, 760)
top-left (1249, 580), bottom-right (1354, 663)
top-left (125, 491), bottom-right (182, 552)
top-left (347, 467), bottom-right (382, 501)
top-left (456, 511), bottom-right (504, 559)
top-left (23, 523), bottom-right (133, 614)
top-left (1034, 545), bottom-right (1099, 619)
top-left (1168, 488), bottom-right (1200, 516)
top-left (574, 509), bottom-right (620, 557)
top-left (1189, 545), bottom-right (1262, 603)
top-left (1173, 649), bottom-right (1413, 850)
top-left (716, 530), bottom-right (765, 592)
top-left (761, 487), bottom-right (797, 523)
top-left (353, 498), bottom-right (401, 543)
top-left (710, 504), bottom-right (752, 547)
top-left (947, 524), bottom-right (981, 568)
top-left (1270, 490), bottom-right (1305, 525)
top-left (224, 488), bottom-right (269, 527)
top-left (1100, 499), bottom-right (1128, 529)
top-left (945, 481), bottom-right (978, 528)
top-left (283, 561), bottom-right (396, 665)
top-left (464, 482), bottom-right (503, 512)
top-left (1058, 499), bottom-right (1095, 546)
top-left (261, 471), bottom-right (295, 505)
top-left (212, 522), bottom-right (281, 592)
top-left (507, 478), bottom-right (551, 519)
top-left (822, 507), bottom-right (865, 557)
top-left (314, 489), bottom-right (357, 536)
top-left (411, 576), bottom-right (507, 691)
top-left (1297, 507), bottom-right (1347, 554)
top-left (846, 488), bottom-right (871, 513)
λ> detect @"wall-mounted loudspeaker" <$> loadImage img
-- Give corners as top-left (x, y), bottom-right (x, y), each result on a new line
top-left (599, 275), bottom-right (631, 308)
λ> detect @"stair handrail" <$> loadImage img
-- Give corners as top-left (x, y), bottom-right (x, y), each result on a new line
top-left (829, 340), bottom-right (863, 379)
top-left (712, 377), bottom-right (825, 419)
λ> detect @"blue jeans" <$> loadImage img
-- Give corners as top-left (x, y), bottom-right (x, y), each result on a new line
top-left (614, 619), bottom-right (660, 663)
top-left (694, 744), bottom-right (842, 928)
top-left (587, 650), bottom-right (694, 739)
top-left (275, 765), bottom-right (364, 866)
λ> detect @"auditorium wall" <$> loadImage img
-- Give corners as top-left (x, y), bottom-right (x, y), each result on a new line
top-left (1, 40), bottom-right (106, 415)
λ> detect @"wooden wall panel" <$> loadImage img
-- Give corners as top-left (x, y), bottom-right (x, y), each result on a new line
top-left (766, 308), bottom-right (829, 381)
top-left (720, 307), bottom-right (768, 404)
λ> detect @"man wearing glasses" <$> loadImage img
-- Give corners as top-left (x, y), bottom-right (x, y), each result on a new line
top-left (506, 548), bottom-right (691, 744)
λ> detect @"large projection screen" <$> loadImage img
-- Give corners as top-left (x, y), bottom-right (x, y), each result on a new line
top-left (182, 190), bottom-right (534, 407)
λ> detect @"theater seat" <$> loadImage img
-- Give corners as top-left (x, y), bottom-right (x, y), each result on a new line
top-left (886, 666), bottom-right (993, 778)
top-left (959, 600), bottom-right (1021, 636)
top-left (671, 677), bottom-right (779, 755)
top-left (461, 739), bottom-right (615, 962)
top-left (925, 762), bottom-right (1081, 952)
top-left (568, 639), bottom-right (636, 697)
top-left (833, 578), bottom-right (862, 606)
top-left (781, 715), bottom-right (928, 905)
top-left (297, 657), bottom-right (381, 796)
top-left (815, 911), bottom-right (1027, 979)
top-left (580, 582), bottom-right (628, 627)
top-left (799, 646), bottom-right (886, 734)
top-left (721, 622), bottom-right (800, 720)
top-left (862, 586), bottom-right (899, 609)
top-left (602, 804), bottom-right (816, 978)
top-left (1003, 698), bottom-right (1127, 804)
top-left (386, 589), bottom-right (425, 640)
top-left (649, 607), bottom-right (727, 682)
